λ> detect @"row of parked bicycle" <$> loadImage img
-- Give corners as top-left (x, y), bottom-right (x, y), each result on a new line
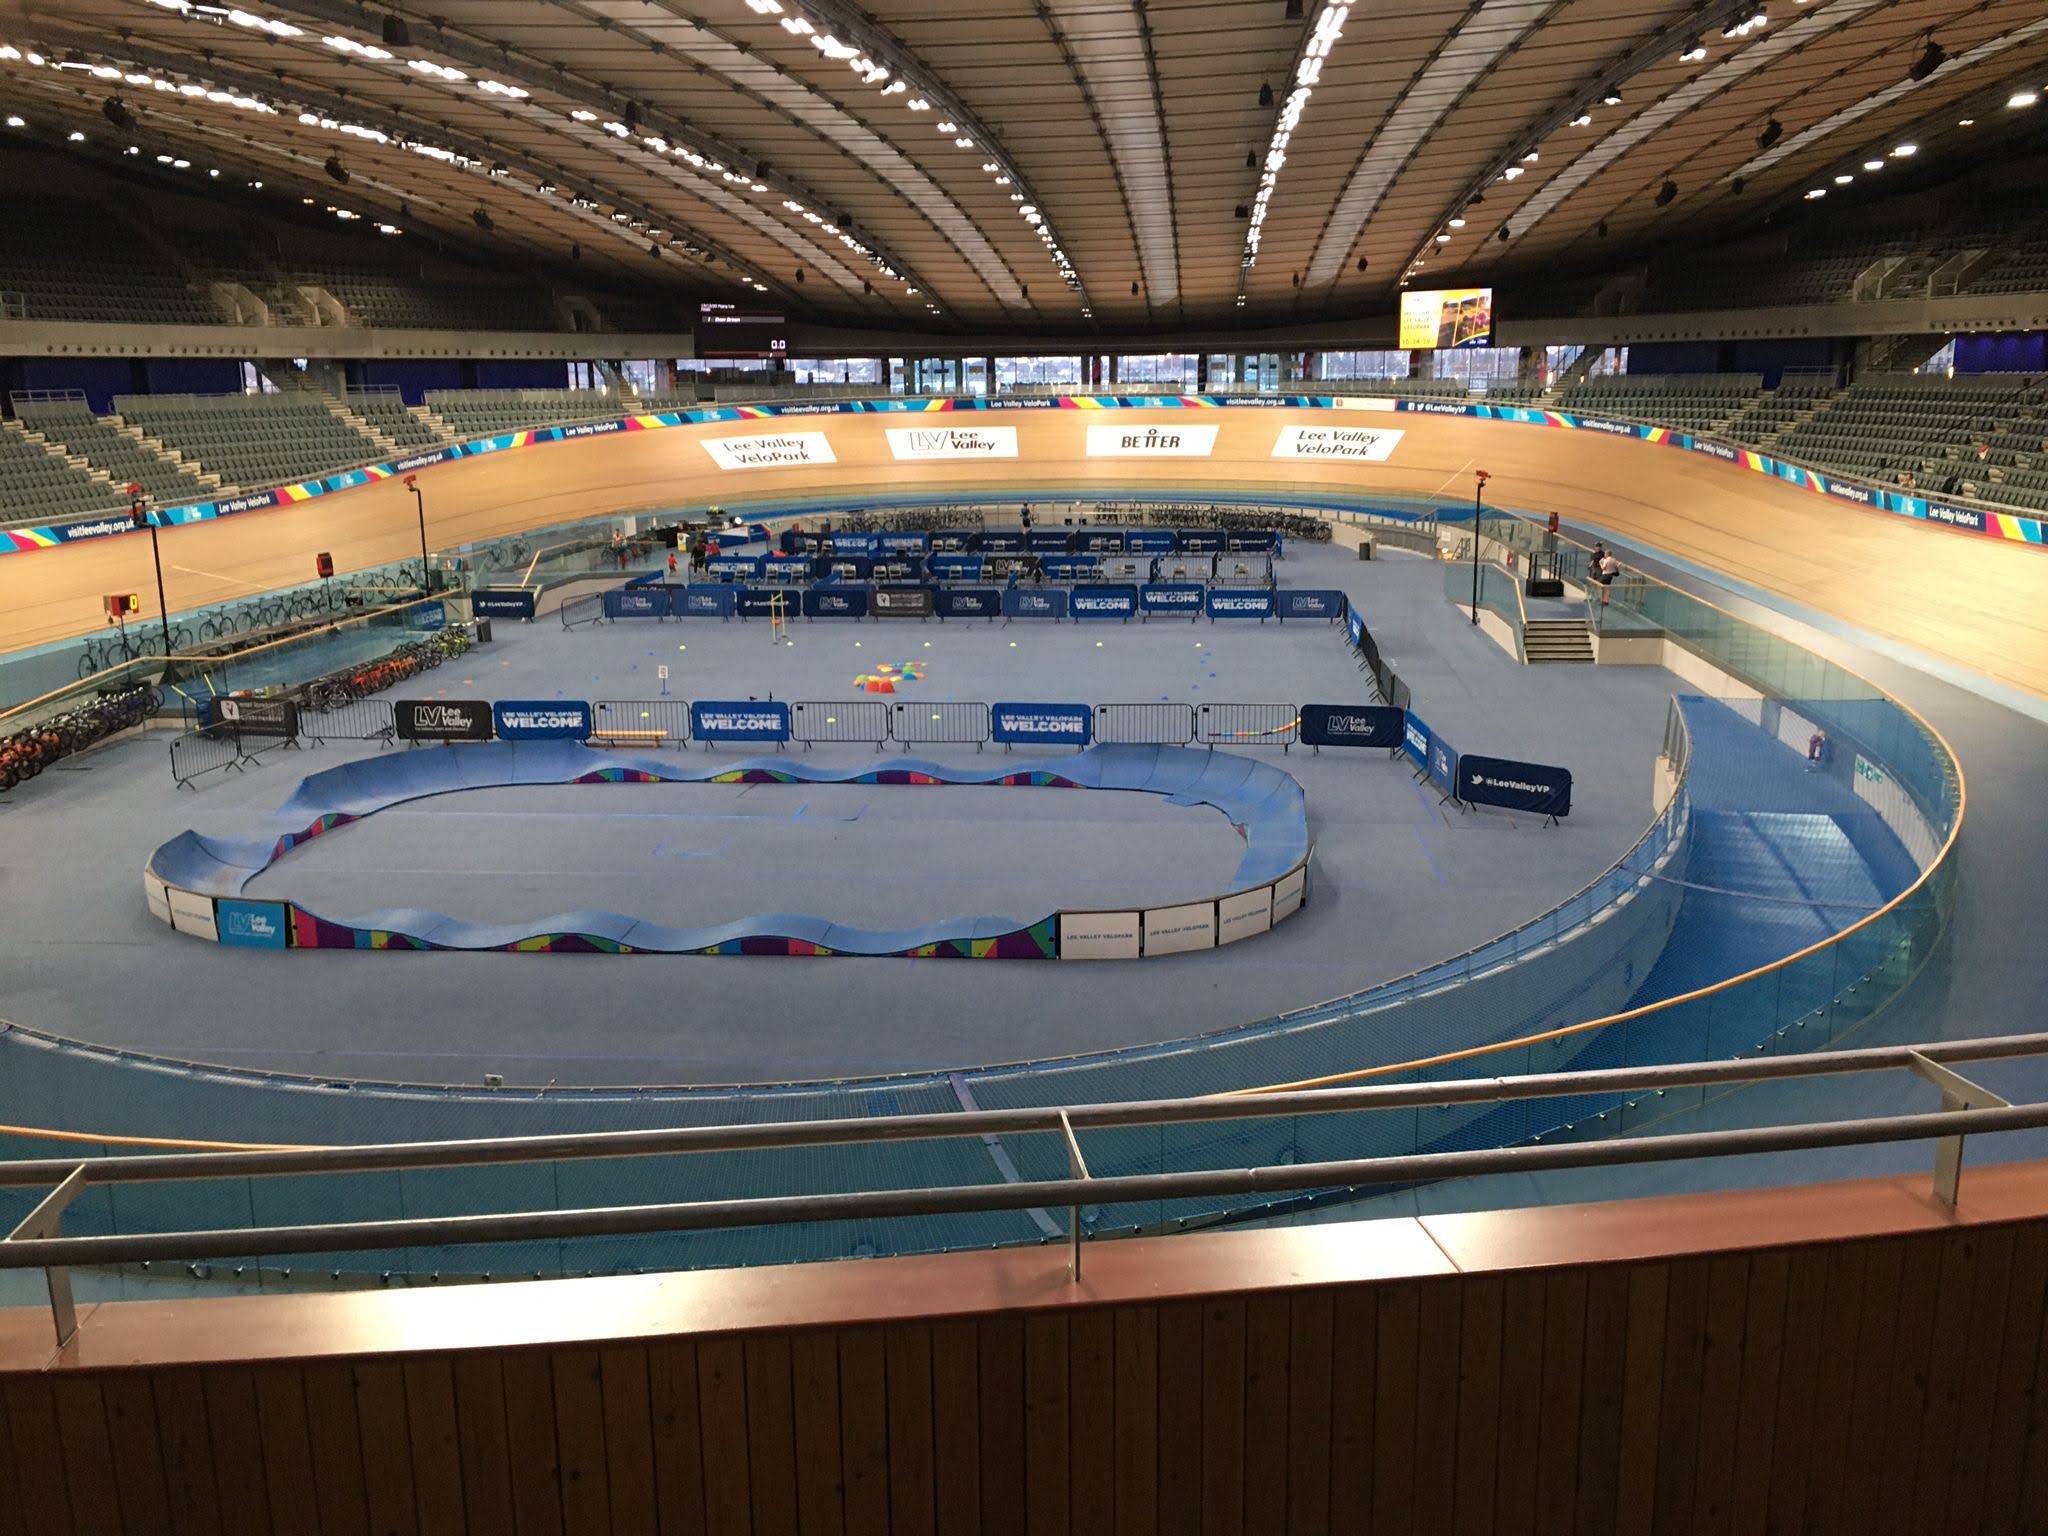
top-left (0, 684), bottom-right (159, 792)
top-left (75, 565), bottom-right (431, 678)
top-left (301, 627), bottom-right (475, 713)
top-left (1130, 506), bottom-right (1336, 542)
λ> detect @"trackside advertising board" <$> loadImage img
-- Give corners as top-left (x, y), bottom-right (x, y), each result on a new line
top-left (884, 426), bottom-right (1020, 459)
top-left (493, 701), bottom-right (595, 741)
top-left (216, 898), bottom-right (289, 949)
top-left (1299, 705), bottom-right (1404, 749)
top-left (691, 700), bottom-right (791, 743)
top-left (1457, 754), bottom-right (1573, 818)
top-left (396, 699), bottom-right (494, 742)
top-left (1207, 589), bottom-right (1274, 620)
top-left (992, 702), bottom-right (1092, 747)
top-left (471, 589), bottom-right (537, 620)
top-left (700, 431), bottom-right (836, 470)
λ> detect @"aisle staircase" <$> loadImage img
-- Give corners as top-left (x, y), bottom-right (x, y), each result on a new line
top-left (1523, 618), bottom-right (1594, 664)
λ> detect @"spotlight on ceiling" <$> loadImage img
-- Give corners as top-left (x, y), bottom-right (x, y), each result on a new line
top-left (1356, 256), bottom-right (1368, 273)
top-left (1285, 0), bottom-right (1304, 17)
top-left (1597, 220), bottom-right (1609, 238)
top-left (472, 206), bottom-right (494, 231)
top-left (323, 154), bottom-right (350, 185)
top-left (1234, 203), bottom-right (1249, 219)
top-left (1257, 81), bottom-right (1274, 108)
top-left (1909, 36), bottom-right (1947, 82)
top-left (1130, 280), bottom-right (1139, 297)
top-left (101, 96), bottom-right (136, 133)
top-left (1655, 179), bottom-right (1678, 207)
top-left (381, 14), bottom-right (412, 49)
top-left (1756, 118), bottom-right (1782, 151)
top-left (1497, 225), bottom-right (1510, 244)
top-left (1731, 176), bottom-right (1746, 195)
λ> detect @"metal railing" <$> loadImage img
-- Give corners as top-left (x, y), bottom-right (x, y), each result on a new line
top-left (3, 1032), bottom-right (2039, 1343)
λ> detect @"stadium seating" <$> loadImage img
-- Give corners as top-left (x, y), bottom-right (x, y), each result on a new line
top-left (423, 389), bottom-right (633, 438)
top-left (0, 200), bottom-right (218, 326)
top-left (1765, 374), bottom-right (2035, 494)
top-left (343, 392), bottom-right (449, 452)
top-left (113, 394), bottom-right (384, 490)
top-left (298, 265), bottom-right (560, 331)
top-left (12, 401), bottom-right (213, 507)
top-left (1556, 374), bottom-right (1763, 432)
top-left (0, 421), bottom-right (122, 522)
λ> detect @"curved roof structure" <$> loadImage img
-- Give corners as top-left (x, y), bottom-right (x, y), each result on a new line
top-left (0, 0), bottom-right (2043, 328)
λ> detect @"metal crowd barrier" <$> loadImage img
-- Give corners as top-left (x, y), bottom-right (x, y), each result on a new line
top-left (791, 699), bottom-right (890, 749)
top-left (1196, 702), bottom-right (1300, 750)
top-left (1094, 703), bottom-right (1197, 745)
top-left (299, 699), bottom-right (396, 745)
top-left (892, 700), bottom-right (991, 750)
top-left (588, 699), bottom-right (690, 749)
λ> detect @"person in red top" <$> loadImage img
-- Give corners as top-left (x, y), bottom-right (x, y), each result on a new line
top-left (666, 550), bottom-right (678, 577)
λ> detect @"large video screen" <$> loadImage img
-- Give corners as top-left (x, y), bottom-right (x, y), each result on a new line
top-left (697, 303), bottom-right (788, 359)
top-left (1398, 287), bottom-right (1494, 350)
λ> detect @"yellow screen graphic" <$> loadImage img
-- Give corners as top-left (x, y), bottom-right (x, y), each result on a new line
top-left (1398, 288), bottom-right (1494, 350)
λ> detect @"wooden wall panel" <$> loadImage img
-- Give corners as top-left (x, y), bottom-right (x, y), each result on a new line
top-left (10, 1211), bottom-right (2048, 1534)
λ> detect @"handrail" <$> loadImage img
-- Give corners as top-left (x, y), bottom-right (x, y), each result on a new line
top-left (1, 1033), bottom-right (2039, 1348)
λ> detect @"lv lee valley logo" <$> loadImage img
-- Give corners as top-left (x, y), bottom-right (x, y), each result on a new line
top-left (885, 426), bottom-right (1019, 459)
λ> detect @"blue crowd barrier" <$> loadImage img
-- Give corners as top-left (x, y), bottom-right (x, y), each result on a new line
top-left (493, 700), bottom-right (595, 741)
top-left (802, 586), bottom-right (870, 619)
top-left (762, 554), bottom-right (814, 583)
top-left (1458, 754), bottom-right (1573, 820)
top-left (875, 531), bottom-right (930, 555)
top-left (676, 585), bottom-right (737, 617)
top-left (1126, 529), bottom-right (1178, 554)
top-left (979, 530), bottom-right (1027, 553)
top-left (1299, 704), bottom-right (1403, 749)
top-left (870, 557), bottom-right (924, 583)
top-left (929, 554), bottom-right (985, 582)
top-left (1274, 589), bottom-right (1348, 621)
top-left (992, 702), bottom-right (1093, 747)
top-left (936, 587), bottom-right (1001, 619)
top-left (1039, 553), bottom-right (1100, 580)
top-left (1003, 588), bottom-right (1067, 621)
top-left (735, 588), bottom-right (793, 618)
top-left (823, 554), bottom-right (876, 580)
top-left (828, 533), bottom-right (879, 557)
top-left (1140, 582), bottom-right (1205, 619)
top-left (1207, 589), bottom-right (1274, 621)
top-left (605, 586), bottom-right (670, 619)
top-left (470, 588), bottom-right (536, 620)
top-left (1179, 530), bottom-right (1226, 553)
top-left (1071, 584), bottom-right (1139, 621)
top-left (1027, 529), bottom-right (1074, 552)
top-left (1074, 528), bottom-right (1127, 553)
top-left (690, 700), bottom-right (791, 744)
top-left (705, 554), bottom-right (765, 580)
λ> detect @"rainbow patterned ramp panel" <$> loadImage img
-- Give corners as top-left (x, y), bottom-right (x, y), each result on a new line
top-left (150, 742), bottom-right (1304, 958)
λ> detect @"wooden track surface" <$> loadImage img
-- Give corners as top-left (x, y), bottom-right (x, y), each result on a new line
top-left (4, 408), bottom-right (2043, 696)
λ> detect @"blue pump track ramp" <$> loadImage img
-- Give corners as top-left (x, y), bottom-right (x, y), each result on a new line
top-left (148, 742), bottom-right (1308, 957)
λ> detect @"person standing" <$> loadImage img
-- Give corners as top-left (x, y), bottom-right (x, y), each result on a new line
top-left (1596, 550), bottom-right (1620, 606)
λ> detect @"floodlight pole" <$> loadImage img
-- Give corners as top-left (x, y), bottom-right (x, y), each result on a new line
top-left (129, 486), bottom-right (171, 658)
top-left (1469, 469), bottom-right (1491, 626)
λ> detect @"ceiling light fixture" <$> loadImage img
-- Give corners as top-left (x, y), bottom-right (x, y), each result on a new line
top-left (1863, 159), bottom-right (1884, 171)
top-left (1892, 142), bottom-right (1917, 156)
top-left (2009, 90), bottom-right (2039, 109)
top-left (1680, 40), bottom-right (1707, 62)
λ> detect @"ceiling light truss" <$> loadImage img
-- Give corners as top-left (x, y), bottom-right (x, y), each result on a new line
top-left (0, 29), bottom-right (785, 299)
top-left (1236, 0), bottom-right (1354, 298)
top-left (1391, 0), bottom-right (1767, 285)
top-left (150, 0), bottom-right (943, 315)
top-left (1487, 0), bottom-right (1885, 262)
top-left (1729, 13), bottom-right (2048, 183)
top-left (1034, 0), bottom-right (1179, 310)
top-left (1301, 0), bottom-right (1553, 291)
top-left (731, 0), bottom-right (1085, 311)
top-left (749, 0), bottom-right (1089, 309)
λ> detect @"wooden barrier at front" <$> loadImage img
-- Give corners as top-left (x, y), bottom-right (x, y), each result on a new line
top-left (3, 1159), bottom-right (2047, 1534)
top-left (2, 406), bottom-right (2044, 695)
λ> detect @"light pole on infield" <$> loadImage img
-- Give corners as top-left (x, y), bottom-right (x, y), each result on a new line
top-left (128, 484), bottom-right (172, 659)
top-left (1469, 468), bottom-right (1491, 626)
top-left (404, 473), bottom-right (430, 592)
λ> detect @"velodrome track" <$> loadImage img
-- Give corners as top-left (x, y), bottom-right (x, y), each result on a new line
top-left (3, 405), bottom-right (2045, 696)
